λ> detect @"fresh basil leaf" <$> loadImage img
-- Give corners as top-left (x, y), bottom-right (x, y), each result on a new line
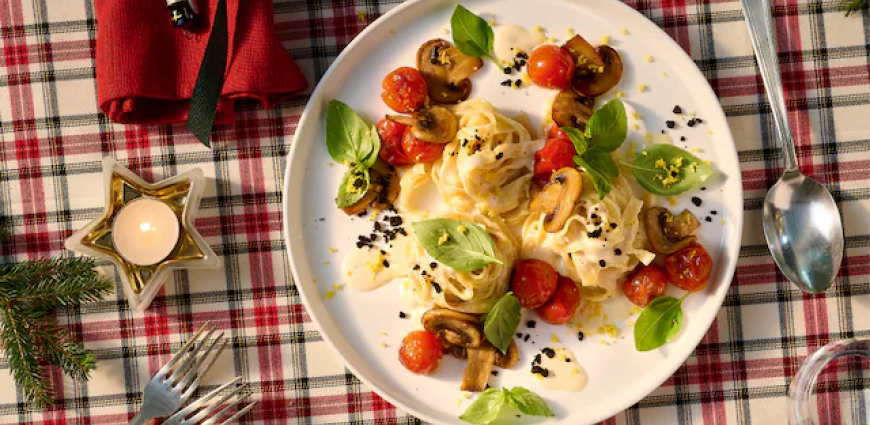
top-left (586, 98), bottom-right (627, 152)
top-left (335, 167), bottom-right (370, 208)
top-left (575, 149), bottom-right (617, 199)
top-left (450, 5), bottom-right (494, 59)
top-left (507, 387), bottom-right (555, 418)
top-left (326, 100), bottom-right (379, 167)
top-left (634, 295), bottom-right (685, 351)
top-left (560, 126), bottom-right (587, 157)
top-left (631, 144), bottom-right (714, 196)
top-left (412, 218), bottom-right (503, 272)
top-left (459, 388), bottom-right (507, 425)
top-left (483, 292), bottom-right (521, 354)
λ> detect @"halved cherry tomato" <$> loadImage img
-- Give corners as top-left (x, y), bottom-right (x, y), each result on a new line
top-left (536, 275), bottom-right (581, 324)
top-left (511, 259), bottom-right (559, 309)
top-left (399, 330), bottom-right (443, 374)
top-left (621, 264), bottom-right (668, 307)
top-left (377, 118), bottom-right (414, 166)
top-left (527, 45), bottom-right (576, 89)
top-left (665, 243), bottom-right (713, 291)
top-left (381, 67), bottom-right (428, 113)
top-left (534, 138), bottom-right (576, 182)
top-left (401, 127), bottom-right (444, 164)
top-left (547, 125), bottom-right (570, 141)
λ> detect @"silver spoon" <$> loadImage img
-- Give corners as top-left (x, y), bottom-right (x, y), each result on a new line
top-left (739, 0), bottom-right (844, 293)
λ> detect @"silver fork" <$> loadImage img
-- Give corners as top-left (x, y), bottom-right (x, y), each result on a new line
top-left (129, 322), bottom-right (228, 425)
top-left (164, 377), bottom-right (257, 425)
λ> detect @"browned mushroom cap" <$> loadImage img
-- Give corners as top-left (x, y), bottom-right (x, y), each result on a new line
top-left (530, 167), bottom-right (583, 233)
top-left (340, 173), bottom-right (381, 216)
top-left (388, 105), bottom-right (458, 143)
top-left (417, 39), bottom-right (481, 104)
top-left (445, 344), bottom-right (467, 360)
top-left (645, 207), bottom-right (700, 255)
top-left (572, 45), bottom-right (623, 97)
top-left (494, 339), bottom-right (518, 368)
top-left (370, 161), bottom-right (400, 210)
top-left (421, 308), bottom-right (483, 348)
top-left (461, 341), bottom-right (497, 392)
top-left (562, 34), bottom-right (605, 78)
top-left (551, 88), bottom-right (595, 131)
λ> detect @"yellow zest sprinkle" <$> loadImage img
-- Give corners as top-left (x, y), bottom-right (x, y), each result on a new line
top-left (603, 324), bottom-right (621, 338)
top-left (438, 232), bottom-right (450, 245)
top-left (600, 34), bottom-right (610, 44)
top-left (390, 29), bottom-right (396, 34)
top-left (462, 392), bottom-right (472, 399)
top-left (654, 158), bottom-right (667, 168)
top-left (381, 331), bottom-right (388, 336)
top-left (644, 132), bottom-right (653, 142)
top-left (645, 55), bottom-right (654, 62)
top-left (535, 25), bottom-right (544, 33)
top-left (313, 279), bottom-right (318, 284)
top-left (689, 110), bottom-right (697, 116)
top-left (369, 210), bottom-right (381, 221)
top-left (368, 251), bottom-right (384, 273)
top-left (551, 334), bottom-right (561, 343)
top-left (547, 37), bottom-right (557, 44)
top-left (441, 91), bottom-right (448, 98)
top-left (637, 84), bottom-right (648, 92)
top-left (617, 92), bottom-right (626, 98)
top-left (521, 72), bottom-right (531, 86)
top-left (663, 72), bottom-right (669, 77)
top-left (721, 220), bottom-right (727, 225)
top-left (567, 28), bottom-right (575, 37)
top-left (704, 160), bottom-right (712, 165)
top-left (642, 151), bottom-right (649, 156)
top-left (690, 147), bottom-right (701, 153)
top-left (621, 28), bottom-right (629, 35)
top-left (329, 247), bottom-right (338, 253)
top-left (443, 28), bottom-right (450, 34)
top-left (324, 290), bottom-right (336, 300)
top-left (633, 123), bottom-right (640, 131)
top-left (333, 284), bottom-right (344, 291)
top-left (457, 225), bottom-right (467, 234)
top-left (629, 141), bottom-right (637, 149)
top-left (667, 196), bottom-right (678, 206)
top-left (631, 112), bottom-right (642, 120)
top-left (380, 342), bottom-right (388, 348)
top-left (488, 19), bottom-right (499, 27)
top-left (708, 129), bottom-right (714, 135)
top-left (323, 261), bottom-right (330, 265)
top-left (328, 162), bottom-right (334, 167)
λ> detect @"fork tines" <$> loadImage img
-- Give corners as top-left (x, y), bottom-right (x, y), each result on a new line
top-left (161, 322), bottom-right (229, 399)
top-left (166, 378), bottom-right (258, 425)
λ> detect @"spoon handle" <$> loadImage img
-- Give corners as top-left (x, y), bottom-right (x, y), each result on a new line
top-left (739, 0), bottom-right (799, 172)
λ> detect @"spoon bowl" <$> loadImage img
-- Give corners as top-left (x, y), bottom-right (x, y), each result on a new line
top-left (762, 170), bottom-right (844, 293)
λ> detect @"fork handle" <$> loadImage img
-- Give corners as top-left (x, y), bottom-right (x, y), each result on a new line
top-left (128, 411), bottom-right (153, 425)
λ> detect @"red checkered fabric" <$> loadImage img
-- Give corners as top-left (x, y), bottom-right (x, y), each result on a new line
top-left (0, 0), bottom-right (868, 424)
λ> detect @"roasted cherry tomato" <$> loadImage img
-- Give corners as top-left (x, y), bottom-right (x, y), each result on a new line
top-left (547, 125), bottom-right (570, 141)
top-left (511, 259), bottom-right (559, 309)
top-left (377, 118), bottom-right (414, 166)
top-left (665, 243), bottom-right (713, 291)
top-left (621, 264), bottom-right (668, 307)
top-left (398, 330), bottom-right (443, 374)
top-left (381, 67), bottom-right (428, 113)
top-left (534, 138), bottom-right (576, 182)
top-left (536, 275), bottom-right (581, 324)
top-left (527, 45), bottom-right (576, 89)
top-left (401, 127), bottom-right (445, 164)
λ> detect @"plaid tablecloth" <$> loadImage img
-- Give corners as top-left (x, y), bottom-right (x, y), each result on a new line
top-left (0, 0), bottom-right (868, 424)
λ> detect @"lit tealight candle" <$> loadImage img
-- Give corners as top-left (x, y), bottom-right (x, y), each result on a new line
top-left (112, 198), bottom-right (180, 266)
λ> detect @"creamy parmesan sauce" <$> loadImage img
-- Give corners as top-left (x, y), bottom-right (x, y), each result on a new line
top-left (535, 347), bottom-right (588, 392)
top-left (493, 24), bottom-right (545, 63)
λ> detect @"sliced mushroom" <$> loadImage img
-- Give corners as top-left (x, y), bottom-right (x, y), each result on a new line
top-left (445, 344), bottom-right (468, 360)
top-left (388, 105), bottom-right (458, 143)
top-left (417, 39), bottom-right (481, 104)
top-left (562, 34), bottom-right (605, 78)
top-left (494, 339), bottom-right (519, 368)
top-left (572, 45), bottom-right (623, 97)
top-left (340, 176), bottom-right (381, 216)
top-left (530, 167), bottom-right (583, 233)
top-left (461, 342), bottom-right (497, 392)
top-left (370, 161), bottom-right (400, 210)
top-left (644, 207), bottom-right (699, 255)
top-left (551, 88), bottom-right (595, 131)
top-left (421, 308), bottom-right (483, 348)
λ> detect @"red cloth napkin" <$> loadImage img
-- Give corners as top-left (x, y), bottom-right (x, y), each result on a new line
top-left (96, 0), bottom-right (307, 125)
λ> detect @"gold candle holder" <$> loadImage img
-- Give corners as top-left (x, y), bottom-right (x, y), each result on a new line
top-left (65, 157), bottom-right (219, 310)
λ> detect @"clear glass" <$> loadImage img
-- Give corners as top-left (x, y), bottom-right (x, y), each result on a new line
top-left (790, 338), bottom-right (870, 425)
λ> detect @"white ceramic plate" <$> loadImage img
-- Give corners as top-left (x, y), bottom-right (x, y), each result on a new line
top-left (283, 0), bottom-right (743, 423)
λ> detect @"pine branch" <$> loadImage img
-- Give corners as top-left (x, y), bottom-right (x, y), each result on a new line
top-left (0, 257), bottom-right (114, 309)
top-left (0, 304), bottom-right (54, 408)
top-left (29, 318), bottom-right (97, 381)
top-left (845, 0), bottom-right (868, 15)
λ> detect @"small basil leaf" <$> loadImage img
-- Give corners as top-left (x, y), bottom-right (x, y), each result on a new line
top-left (450, 5), bottom-right (494, 59)
top-left (335, 167), bottom-right (370, 208)
top-left (326, 100), bottom-right (378, 167)
top-left (586, 98), bottom-right (627, 152)
top-left (631, 144), bottom-right (714, 196)
top-left (412, 218), bottom-right (503, 272)
top-left (358, 124), bottom-right (381, 169)
top-left (575, 149), bottom-right (617, 199)
top-left (634, 295), bottom-right (685, 351)
top-left (561, 126), bottom-right (587, 157)
top-left (507, 387), bottom-right (555, 417)
top-left (483, 292), bottom-right (521, 354)
top-left (459, 388), bottom-right (507, 425)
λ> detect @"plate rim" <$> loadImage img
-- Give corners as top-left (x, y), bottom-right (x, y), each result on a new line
top-left (282, 0), bottom-right (745, 423)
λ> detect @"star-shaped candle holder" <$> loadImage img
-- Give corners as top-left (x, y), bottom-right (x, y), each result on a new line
top-left (65, 157), bottom-right (220, 311)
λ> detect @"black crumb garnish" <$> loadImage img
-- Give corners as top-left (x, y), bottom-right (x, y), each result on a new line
top-left (691, 196), bottom-right (703, 207)
top-left (577, 331), bottom-right (585, 341)
top-left (514, 79), bottom-right (523, 88)
top-left (491, 371), bottom-right (498, 376)
top-left (701, 187), bottom-right (707, 191)
top-left (374, 222), bottom-right (382, 231)
top-left (503, 66), bottom-right (512, 74)
top-left (516, 52), bottom-right (529, 60)
top-left (495, 152), bottom-right (504, 160)
top-left (380, 250), bottom-right (387, 255)
top-left (599, 259), bottom-right (606, 267)
top-left (421, 270), bottom-right (427, 276)
top-left (413, 264), bottom-right (421, 271)
top-left (680, 136), bottom-right (686, 141)
top-left (524, 334), bottom-right (530, 342)
top-left (590, 213), bottom-right (598, 219)
top-left (531, 365), bottom-right (544, 374)
top-left (430, 262), bottom-right (437, 269)
top-left (614, 248), bottom-right (622, 256)
top-left (673, 105), bottom-right (682, 114)
top-left (369, 234), bottom-right (378, 241)
top-left (533, 354), bottom-right (542, 365)
top-left (587, 229), bottom-right (603, 238)
top-left (661, 130), bottom-right (666, 134)
top-left (356, 241), bottom-right (366, 248)
top-left (705, 217), bottom-right (713, 222)
top-left (357, 210), bottom-right (368, 217)
top-left (389, 216), bottom-right (403, 226)
top-left (565, 358), bottom-right (571, 362)
top-left (540, 369), bottom-right (549, 378)
top-left (711, 210), bottom-right (718, 215)
top-left (610, 222), bottom-right (617, 229)
top-left (527, 320), bottom-right (536, 328)
top-left (687, 118), bottom-right (697, 127)
top-left (500, 79), bottom-right (512, 87)
top-left (542, 348), bottom-right (556, 358)
top-left (399, 311), bottom-right (407, 319)
top-left (432, 282), bottom-right (442, 293)
top-left (666, 120), bottom-right (676, 129)
top-left (382, 260), bottom-right (390, 268)
top-left (516, 332), bottom-right (523, 338)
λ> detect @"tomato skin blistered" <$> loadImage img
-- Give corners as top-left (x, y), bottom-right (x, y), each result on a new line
top-left (621, 264), bottom-right (667, 307)
top-left (381, 67), bottom-right (428, 113)
top-left (399, 330), bottom-right (443, 375)
top-left (665, 243), bottom-right (713, 291)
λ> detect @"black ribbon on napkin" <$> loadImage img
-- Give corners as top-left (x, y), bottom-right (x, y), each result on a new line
top-left (187, 0), bottom-right (227, 147)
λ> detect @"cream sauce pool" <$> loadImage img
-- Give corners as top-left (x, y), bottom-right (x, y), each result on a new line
top-left (493, 24), bottom-right (545, 64)
top-left (532, 347), bottom-right (588, 392)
